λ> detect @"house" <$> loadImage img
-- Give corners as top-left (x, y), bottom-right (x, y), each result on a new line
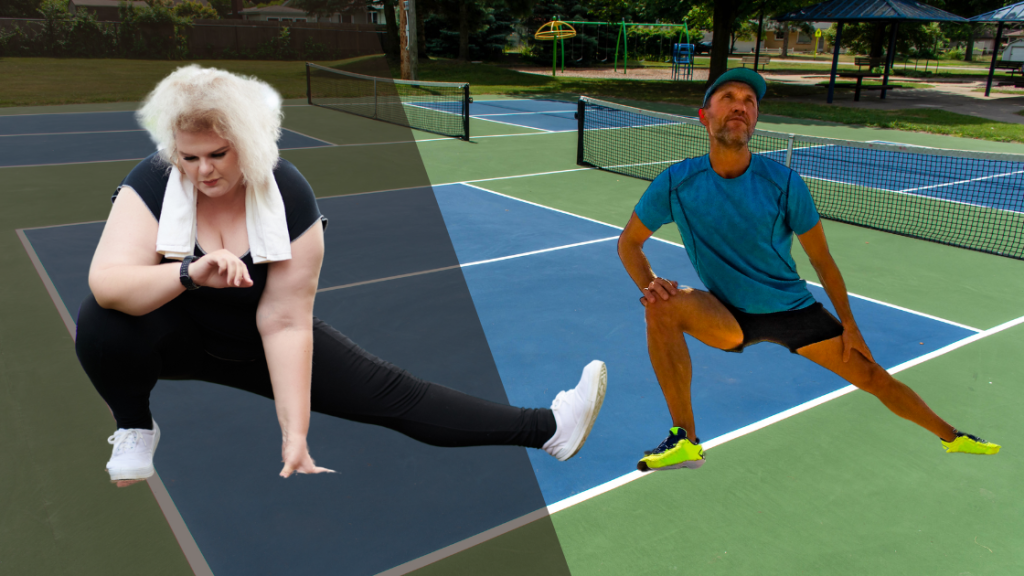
top-left (240, 5), bottom-right (314, 23)
top-left (702, 23), bottom-right (834, 55)
top-left (241, 0), bottom-right (374, 24)
top-left (762, 22), bottom-right (831, 54)
top-left (67, 0), bottom-right (148, 21)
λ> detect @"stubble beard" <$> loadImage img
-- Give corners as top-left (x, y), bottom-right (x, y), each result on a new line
top-left (712, 120), bottom-right (753, 150)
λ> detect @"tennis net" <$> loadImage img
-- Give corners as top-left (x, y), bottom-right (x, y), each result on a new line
top-left (576, 96), bottom-right (1024, 260)
top-left (306, 63), bottom-right (471, 141)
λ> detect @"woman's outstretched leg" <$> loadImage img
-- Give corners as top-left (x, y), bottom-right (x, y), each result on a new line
top-left (305, 319), bottom-right (606, 459)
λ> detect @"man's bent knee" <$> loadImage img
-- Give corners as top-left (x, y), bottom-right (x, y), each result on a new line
top-left (644, 287), bottom-right (698, 328)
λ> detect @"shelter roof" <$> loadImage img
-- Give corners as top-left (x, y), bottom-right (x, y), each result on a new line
top-left (776, 0), bottom-right (966, 23)
top-left (971, 2), bottom-right (1024, 22)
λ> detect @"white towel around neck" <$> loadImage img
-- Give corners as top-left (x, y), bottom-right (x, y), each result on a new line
top-left (155, 164), bottom-right (291, 264)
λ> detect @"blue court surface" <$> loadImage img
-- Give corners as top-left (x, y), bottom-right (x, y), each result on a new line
top-left (773, 145), bottom-right (1024, 213)
top-left (22, 182), bottom-right (976, 573)
top-left (0, 111), bottom-right (333, 167)
top-left (418, 98), bottom-right (580, 132)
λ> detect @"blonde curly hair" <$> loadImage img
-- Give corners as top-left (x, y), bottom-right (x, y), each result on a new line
top-left (136, 64), bottom-right (283, 190)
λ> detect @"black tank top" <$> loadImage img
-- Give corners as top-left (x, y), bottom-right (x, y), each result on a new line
top-left (115, 152), bottom-right (327, 359)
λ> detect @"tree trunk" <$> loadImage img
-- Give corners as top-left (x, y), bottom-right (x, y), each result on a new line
top-left (708, 0), bottom-right (739, 87)
top-left (965, 24), bottom-right (976, 62)
top-left (458, 0), bottom-right (469, 61)
top-left (417, 2), bottom-right (428, 59)
top-left (781, 23), bottom-right (789, 57)
top-left (382, 0), bottom-right (399, 58)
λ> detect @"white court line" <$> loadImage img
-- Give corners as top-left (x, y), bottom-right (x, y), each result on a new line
top-left (549, 311), bottom-right (1024, 515)
top-left (804, 281), bottom-right (981, 332)
top-left (0, 108), bottom-right (138, 117)
top-left (461, 182), bottom-right (979, 333)
top-left (392, 311), bottom-right (1024, 576)
top-left (316, 236), bottom-right (618, 293)
top-left (0, 128), bottom-right (145, 137)
top-left (472, 110), bottom-right (575, 117)
top-left (461, 237), bottom-right (618, 267)
top-left (472, 114), bottom-right (555, 132)
top-left (16, 229), bottom-right (214, 576)
top-left (896, 169), bottom-right (1024, 194)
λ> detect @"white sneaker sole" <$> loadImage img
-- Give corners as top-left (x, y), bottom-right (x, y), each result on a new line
top-left (557, 360), bottom-right (607, 461)
top-left (106, 421), bottom-right (160, 482)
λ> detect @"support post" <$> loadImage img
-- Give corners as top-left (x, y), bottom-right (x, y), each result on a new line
top-left (754, 3), bottom-right (764, 71)
top-left (784, 134), bottom-right (795, 167)
top-left (552, 35), bottom-right (557, 76)
top-left (623, 21), bottom-right (628, 74)
top-left (986, 21), bottom-right (1004, 97)
top-left (881, 22), bottom-right (898, 99)
top-left (305, 62), bottom-right (311, 105)
top-left (827, 22), bottom-right (844, 104)
top-left (614, 21), bottom-right (622, 71)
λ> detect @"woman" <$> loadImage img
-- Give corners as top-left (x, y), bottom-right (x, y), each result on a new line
top-left (76, 65), bottom-right (606, 484)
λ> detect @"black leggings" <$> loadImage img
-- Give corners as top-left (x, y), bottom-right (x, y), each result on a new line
top-left (75, 296), bottom-right (556, 449)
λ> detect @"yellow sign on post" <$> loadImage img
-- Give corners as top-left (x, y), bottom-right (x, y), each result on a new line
top-left (814, 28), bottom-right (822, 56)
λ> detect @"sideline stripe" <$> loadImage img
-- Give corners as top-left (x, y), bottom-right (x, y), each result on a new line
top-left (16, 230), bottom-right (214, 576)
top-left (551, 310), bottom-right (1024, 514)
top-left (0, 129), bottom-right (146, 137)
top-left (383, 312), bottom-right (1024, 575)
top-left (316, 237), bottom-right (618, 293)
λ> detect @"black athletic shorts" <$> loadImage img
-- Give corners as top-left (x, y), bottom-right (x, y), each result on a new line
top-left (723, 302), bottom-right (845, 354)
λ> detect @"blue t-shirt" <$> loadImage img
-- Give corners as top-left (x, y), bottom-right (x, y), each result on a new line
top-left (634, 154), bottom-right (819, 314)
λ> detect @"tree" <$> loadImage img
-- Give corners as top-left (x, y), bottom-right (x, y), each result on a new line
top-left (174, 0), bottom-right (219, 20)
top-left (703, 0), bottom-right (817, 86)
top-left (940, 0), bottom-right (1006, 61)
top-left (0, 0), bottom-right (41, 18)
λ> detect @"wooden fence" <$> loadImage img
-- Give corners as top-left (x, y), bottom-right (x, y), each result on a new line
top-left (0, 17), bottom-right (387, 59)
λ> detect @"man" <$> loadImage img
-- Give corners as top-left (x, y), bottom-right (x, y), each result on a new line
top-left (617, 68), bottom-right (1000, 472)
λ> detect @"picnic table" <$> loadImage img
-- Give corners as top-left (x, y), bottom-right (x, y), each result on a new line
top-left (835, 72), bottom-right (905, 101)
top-left (836, 72), bottom-right (882, 101)
top-left (993, 61), bottom-right (1023, 76)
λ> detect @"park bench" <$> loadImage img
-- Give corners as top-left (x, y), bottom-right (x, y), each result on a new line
top-left (993, 61), bottom-right (1023, 76)
top-left (854, 57), bottom-right (884, 70)
top-left (741, 55), bottom-right (770, 70)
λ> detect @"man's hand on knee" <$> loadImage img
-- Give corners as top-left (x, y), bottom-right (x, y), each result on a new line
top-left (842, 326), bottom-right (875, 363)
top-left (641, 278), bottom-right (680, 306)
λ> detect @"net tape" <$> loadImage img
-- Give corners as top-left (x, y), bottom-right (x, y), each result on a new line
top-left (306, 62), bottom-right (470, 141)
top-left (577, 96), bottom-right (1024, 260)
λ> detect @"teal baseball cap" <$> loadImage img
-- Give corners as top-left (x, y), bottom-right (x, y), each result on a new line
top-left (702, 68), bottom-right (767, 108)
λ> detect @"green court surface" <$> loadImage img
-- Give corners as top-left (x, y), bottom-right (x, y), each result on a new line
top-left (1, 93), bottom-right (1021, 575)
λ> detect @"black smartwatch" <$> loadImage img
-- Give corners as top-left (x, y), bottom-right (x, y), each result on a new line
top-left (179, 255), bottom-right (201, 290)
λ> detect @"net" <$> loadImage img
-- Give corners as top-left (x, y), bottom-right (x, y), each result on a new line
top-left (306, 63), bottom-right (471, 141)
top-left (577, 96), bottom-right (1024, 260)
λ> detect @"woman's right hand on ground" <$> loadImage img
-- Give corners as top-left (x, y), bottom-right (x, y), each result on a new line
top-left (188, 249), bottom-right (253, 289)
top-left (280, 435), bottom-right (335, 478)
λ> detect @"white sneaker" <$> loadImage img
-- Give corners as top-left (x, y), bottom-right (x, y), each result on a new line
top-left (543, 360), bottom-right (607, 461)
top-left (106, 420), bottom-right (160, 481)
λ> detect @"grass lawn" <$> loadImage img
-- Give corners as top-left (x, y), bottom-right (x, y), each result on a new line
top-left (3, 55), bottom-right (1023, 143)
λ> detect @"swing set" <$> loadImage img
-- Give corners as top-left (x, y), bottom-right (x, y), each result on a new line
top-left (535, 19), bottom-right (692, 77)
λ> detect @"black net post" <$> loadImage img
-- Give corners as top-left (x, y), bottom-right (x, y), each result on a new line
top-left (305, 62), bottom-right (312, 105)
top-left (576, 98), bottom-right (587, 166)
top-left (306, 63), bottom-right (470, 141)
top-left (463, 84), bottom-right (471, 141)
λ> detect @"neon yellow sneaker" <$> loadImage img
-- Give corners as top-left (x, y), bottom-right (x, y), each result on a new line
top-left (942, 431), bottom-right (1000, 455)
top-left (637, 427), bottom-right (705, 471)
